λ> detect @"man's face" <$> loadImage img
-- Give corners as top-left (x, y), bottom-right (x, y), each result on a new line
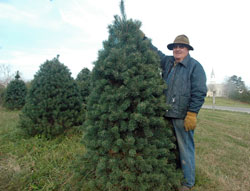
top-left (173, 44), bottom-right (189, 62)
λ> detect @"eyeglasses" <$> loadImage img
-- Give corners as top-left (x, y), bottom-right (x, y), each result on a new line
top-left (173, 44), bottom-right (186, 49)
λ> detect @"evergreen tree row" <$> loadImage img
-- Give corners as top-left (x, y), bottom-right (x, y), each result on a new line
top-left (1, 55), bottom-right (91, 138)
top-left (17, 56), bottom-right (91, 138)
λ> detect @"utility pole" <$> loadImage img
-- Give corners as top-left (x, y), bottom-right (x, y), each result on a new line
top-left (210, 68), bottom-right (216, 110)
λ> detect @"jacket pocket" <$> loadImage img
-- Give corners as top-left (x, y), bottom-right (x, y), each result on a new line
top-left (178, 95), bottom-right (190, 114)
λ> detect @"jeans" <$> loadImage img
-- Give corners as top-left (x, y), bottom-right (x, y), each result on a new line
top-left (172, 118), bottom-right (195, 188)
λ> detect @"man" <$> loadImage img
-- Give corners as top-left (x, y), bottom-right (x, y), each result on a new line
top-left (151, 35), bottom-right (207, 190)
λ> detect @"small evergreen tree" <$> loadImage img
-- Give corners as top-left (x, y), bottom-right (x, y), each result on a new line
top-left (0, 84), bottom-right (6, 106)
top-left (76, 68), bottom-right (91, 104)
top-left (75, 1), bottom-right (181, 190)
top-left (18, 56), bottom-right (83, 138)
top-left (3, 71), bottom-right (27, 110)
top-left (76, 68), bottom-right (92, 121)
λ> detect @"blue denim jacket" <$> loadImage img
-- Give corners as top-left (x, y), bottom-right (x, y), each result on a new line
top-left (155, 49), bottom-right (207, 119)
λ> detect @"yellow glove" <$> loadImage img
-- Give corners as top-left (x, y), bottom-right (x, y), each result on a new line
top-left (184, 111), bottom-right (197, 131)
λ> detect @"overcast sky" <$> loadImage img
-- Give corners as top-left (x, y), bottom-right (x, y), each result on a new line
top-left (1, 0), bottom-right (250, 87)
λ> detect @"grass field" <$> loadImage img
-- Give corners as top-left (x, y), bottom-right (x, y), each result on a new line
top-left (204, 97), bottom-right (250, 108)
top-left (195, 109), bottom-right (250, 191)
top-left (0, 104), bottom-right (250, 191)
top-left (0, 107), bottom-right (85, 191)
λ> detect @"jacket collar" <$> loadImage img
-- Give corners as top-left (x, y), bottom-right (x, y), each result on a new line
top-left (170, 54), bottom-right (190, 67)
top-left (180, 54), bottom-right (190, 67)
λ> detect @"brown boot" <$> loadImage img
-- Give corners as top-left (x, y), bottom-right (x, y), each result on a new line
top-left (178, 185), bottom-right (191, 191)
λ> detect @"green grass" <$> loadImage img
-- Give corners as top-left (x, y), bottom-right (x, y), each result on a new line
top-left (204, 97), bottom-right (250, 108)
top-left (1, 106), bottom-right (250, 191)
top-left (195, 109), bottom-right (250, 191)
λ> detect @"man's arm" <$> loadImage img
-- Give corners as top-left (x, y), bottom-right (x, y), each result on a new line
top-left (184, 62), bottom-right (207, 131)
top-left (188, 62), bottom-right (207, 113)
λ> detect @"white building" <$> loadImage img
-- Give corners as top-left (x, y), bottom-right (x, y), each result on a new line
top-left (207, 69), bottom-right (226, 97)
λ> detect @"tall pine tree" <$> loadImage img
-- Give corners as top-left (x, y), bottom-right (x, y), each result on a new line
top-left (18, 56), bottom-right (83, 138)
top-left (76, 1), bottom-right (182, 190)
top-left (3, 71), bottom-right (27, 110)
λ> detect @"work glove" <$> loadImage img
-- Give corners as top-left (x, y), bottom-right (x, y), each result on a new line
top-left (184, 111), bottom-right (197, 131)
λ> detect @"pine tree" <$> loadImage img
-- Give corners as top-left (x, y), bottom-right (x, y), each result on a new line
top-left (76, 68), bottom-right (92, 121)
top-left (3, 71), bottom-right (27, 110)
top-left (75, 1), bottom-right (181, 190)
top-left (18, 56), bottom-right (83, 138)
top-left (76, 68), bottom-right (91, 104)
top-left (0, 84), bottom-right (5, 106)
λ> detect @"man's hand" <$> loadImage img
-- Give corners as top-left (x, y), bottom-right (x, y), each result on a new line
top-left (184, 111), bottom-right (197, 131)
top-left (139, 30), bottom-right (145, 39)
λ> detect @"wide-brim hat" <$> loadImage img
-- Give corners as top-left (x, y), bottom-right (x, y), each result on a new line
top-left (167, 34), bottom-right (194, 50)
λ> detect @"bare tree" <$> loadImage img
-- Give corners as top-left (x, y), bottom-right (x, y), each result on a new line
top-left (0, 64), bottom-right (13, 87)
